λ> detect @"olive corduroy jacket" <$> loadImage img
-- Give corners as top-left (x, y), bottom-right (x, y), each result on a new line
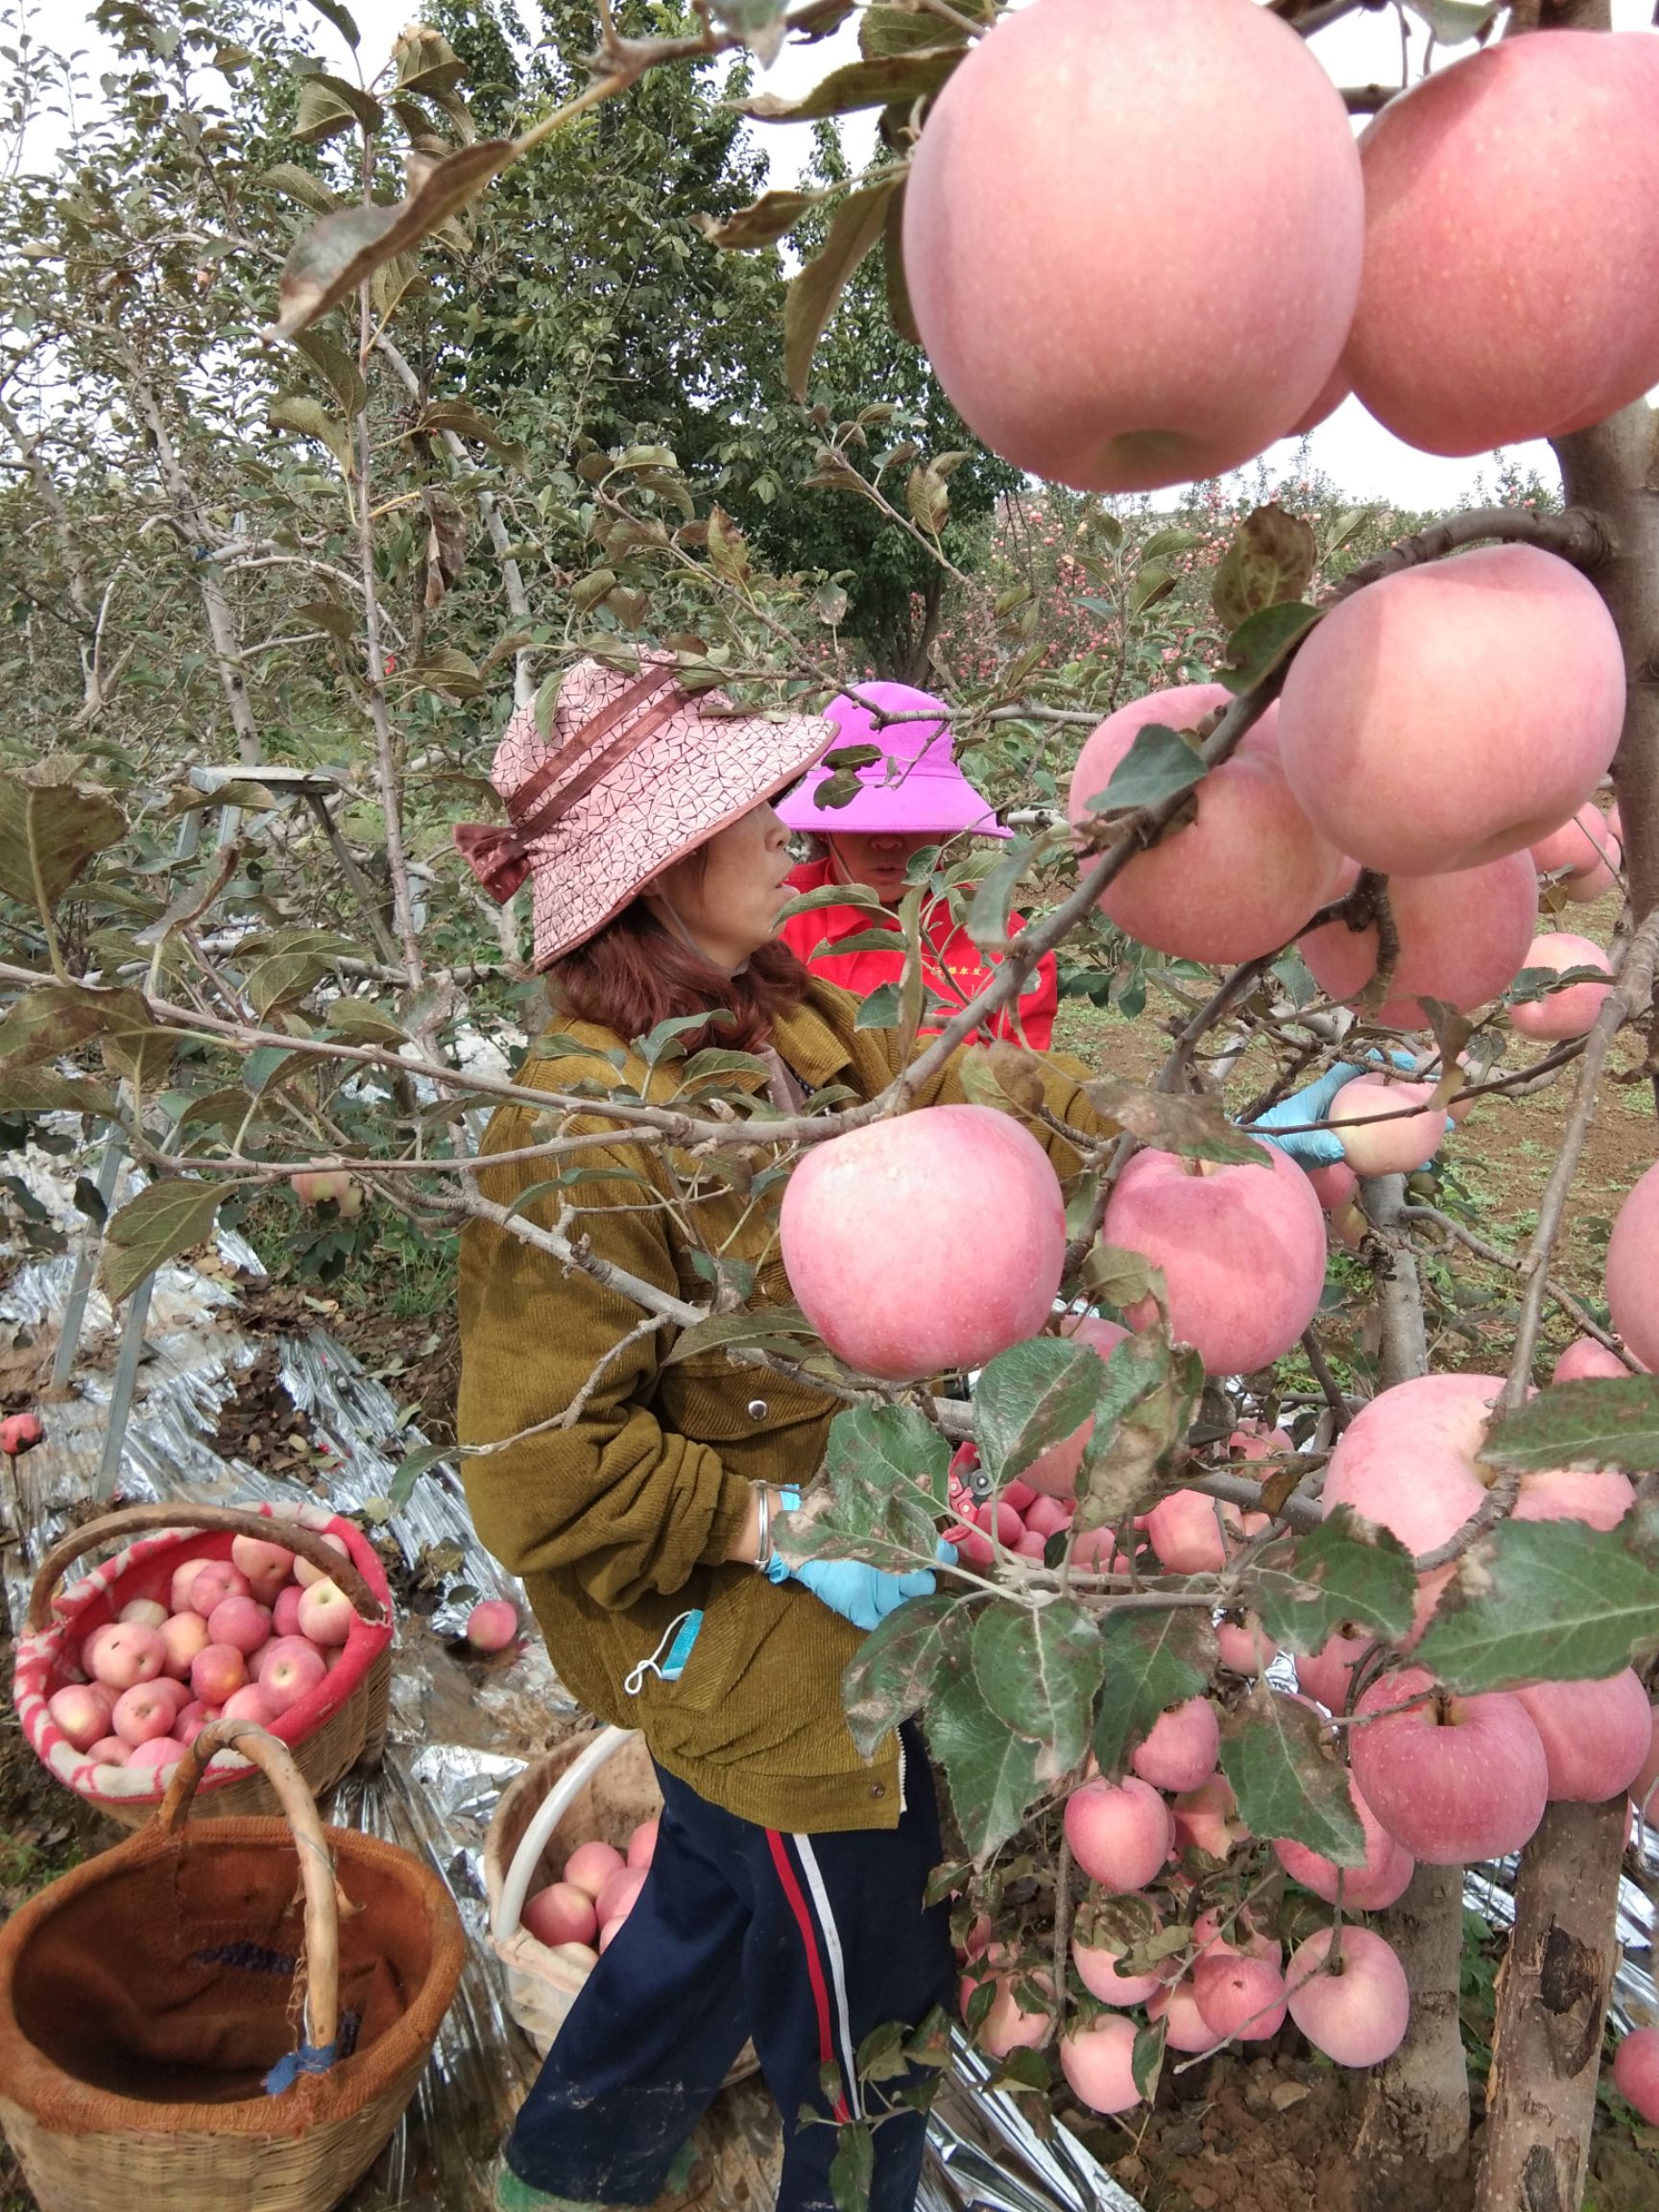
top-left (456, 977), bottom-right (1102, 1834)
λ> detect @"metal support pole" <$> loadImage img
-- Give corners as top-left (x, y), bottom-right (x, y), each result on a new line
top-left (49, 1130), bottom-right (128, 1390)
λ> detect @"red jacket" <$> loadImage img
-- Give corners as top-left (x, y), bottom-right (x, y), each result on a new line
top-left (779, 857), bottom-right (1059, 1050)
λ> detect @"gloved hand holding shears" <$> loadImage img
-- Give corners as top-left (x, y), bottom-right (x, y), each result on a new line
top-left (1247, 1048), bottom-right (1454, 1171)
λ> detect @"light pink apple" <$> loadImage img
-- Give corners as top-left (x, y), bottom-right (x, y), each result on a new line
top-left (86, 1735), bottom-right (129, 1766)
top-left (1272, 1778), bottom-right (1414, 1910)
top-left (1294, 1631), bottom-right (1376, 1716)
top-left (230, 1532), bottom-right (297, 1589)
top-left (258, 1640), bottom-right (326, 1714)
top-left (1532, 802), bottom-right (1623, 882)
top-left (296, 1577), bottom-right (353, 1647)
top-left (79, 1623), bottom-right (118, 1678)
top-left (1215, 1615), bottom-right (1278, 1676)
top-left (1513, 1669), bottom-right (1654, 1804)
top-left (1305, 1160), bottom-right (1358, 1213)
top-left (523, 1882), bottom-right (600, 1950)
top-left (1068, 689), bottom-right (1344, 965)
top-left (1144, 1487), bottom-right (1264, 1574)
top-left (595, 1865), bottom-right (647, 1928)
top-left (207, 1594), bottom-right (272, 1656)
top-left (189, 1562), bottom-right (250, 1618)
top-left (1071, 1929), bottom-right (1167, 2008)
top-left (1277, 545), bottom-right (1623, 877)
top-left (1059, 2014), bottom-right (1143, 2114)
top-left (1349, 1665), bottom-right (1549, 1863)
top-left (780, 1105), bottom-right (1067, 1382)
top-left (222, 1683), bottom-right (278, 1723)
top-left (1146, 1976), bottom-right (1214, 2054)
top-left (1023, 1496), bottom-right (1073, 1540)
top-left (1630, 1705), bottom-right (1659, 1815)
top-left (962, 1958), bottom-right (1054, 2057)
top-left (1608, 1163), bottom-right (1659, 1374)
top-left (1102, 1139), bottom-right (1327, 1376)
top-left (1170, 1772), bottom-right (1248, 1860)
top-left (627, 1816), bottom-right (659, 1871)
top-left (1301, 849), bottom-right (1539, 1029)
top-left (1193, 1950), bottom-right (1287, 2042)
top-left (1551, 1336), bottom-right (1639, 1383)
top-left (168, 1555), bottom-right (216, 1615)
top-left (1510, 931), bottom-right (1614, 1043)
top-left (1327, 1075), bottom-right (1447, 1178)
top-left (292, 1530), bottom-right (350, 1588)
top-left (119, 1599), bottom-right (168, 1630)
top-left (88, 1623), bottom-right (165, 1693)
top-left (272, 1585), bottom-right (305, 1637)
top-left (1286, 1926), bottom-right (1409, 2067)
top-left (1022, 1315), bottom-right (1129, 1497)
top-left (1613, 2027), bottom-right (1659, 2125)
top-left (126, 1736), bottom-right (187, 1775)
top-left (47, 1682), bottom-right (115, 1752)
top-left (112, 1682), bottom-right (180, 1747)
top-left (1063, 1776), bottom-right (1171, 1892)
top-left (190, 1642), bottom-right (249, 1707)
top-left (596, 1919), bottom-right (624, 1956)
top-left (564, 1838), bottom-right (627, 1899)
top-left (1130, 1698), bottom-right (1220, 1794)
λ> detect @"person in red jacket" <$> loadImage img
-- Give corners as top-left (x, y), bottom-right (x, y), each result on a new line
top-left (775, 682), bottom-right (1059, 1049)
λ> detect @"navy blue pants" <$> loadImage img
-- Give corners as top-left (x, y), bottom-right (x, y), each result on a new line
top-left (505, 1726), bottom-right (954, 2210)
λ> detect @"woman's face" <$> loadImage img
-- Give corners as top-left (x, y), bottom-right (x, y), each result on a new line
top-left (643, 803), bottom-right (797, 973)
top-left (828, 830), bottom-right (939, 907)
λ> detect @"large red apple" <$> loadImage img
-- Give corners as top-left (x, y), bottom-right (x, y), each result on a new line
top-left (1607, 1163), bottom-right (1659, 1374)
top-left (1551, 1336), bottom-right (1639, 1384)
top-left (902, 0), bottom-right (1361, 493)
top-left (1286, 1926), bottom-right (1409, 2068)
top-left (1067, 688), bottom-right (1342, 964)
top-left (1059, 2015), bottom-right (1143, 2114)
top-left (1101, 1140), bottom-right (1327, 1376)
top-left (1327, 1076), bottom-right (1446, 1180)
top-left (1510, 932), bottom-right (1613, 1044)
top-left (1063, 1776), bottom-right (1171, 1893)
top-left (1300, 849), bottom-right (1539, 1030)
top-left (1348, 1667), bottom-right (1549, 1864)
top-left (1514, 1670), bottom-right (1654, 1805)
top-left (1342, 32), bottom-right (1659, 455)
top-left (781, 1105), bottom-right (1066, 1382)
top-left (1277, 546), bottom-right (1623, 878)
top-left (1532, 802), bottom-right (1621, 886)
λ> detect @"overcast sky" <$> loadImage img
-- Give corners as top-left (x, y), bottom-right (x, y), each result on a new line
top-left (21, 0), bottom-right (1657, 511)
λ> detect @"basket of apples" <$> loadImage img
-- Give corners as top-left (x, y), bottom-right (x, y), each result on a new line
top-left (484, 1725), bottom-right (757, 2080)
top-left (12, 1501), bottom-right (394, 1826)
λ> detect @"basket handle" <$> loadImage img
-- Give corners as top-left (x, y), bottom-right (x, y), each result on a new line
top-left (156, 1719), bottom-right (341, 2058)
top-left (26, 1500), bottom-right (383, 1632)
top-left (492, 1724), bottom-right (637, 1947)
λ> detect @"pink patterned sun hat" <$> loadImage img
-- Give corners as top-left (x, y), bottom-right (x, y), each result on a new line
top-left (775, 680), bottom-right (1009, 839)
top-left (454, 654), bottom-right (834, 967)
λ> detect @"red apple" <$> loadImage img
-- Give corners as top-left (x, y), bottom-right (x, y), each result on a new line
top-left (595, 1865), bottom-right (647, 1927)
top-left (86, 1735), bottom-right (128, 1767)
top-left (1130, 1698), bottom-right (1220, 1794)
top-left (296, 1577), bottom-right (353, 1647)
top-left (1327, 1076), bottom-right (1447, 1179)
top-left (88, 1623), bottom-right (165, 1693)
top-left (158, 1610), bottom-right (210, 1680)
top-left (222, 1682), bottom-right (277, 1723)
top-left (258, 1639), bottom-right (326, 1714)
top-left (1146, 1976), bottom-right (1214, 2054)
top-left (1286, 1926), bottom-right (1409, 2068)
top-left (1605, 1163), bottom-right (1659, 1375)
top-left (1271, 1778), bottom-right (1414, 1911)
top-left (1613, 2027), bottom-right (1659, 2125)
top-left (1349, 1666), bottom-right (1549, 1864)
top-left (272, 1585), bottom-right (305, 1637)
top-left (1063, 1776), bottom-right (1171, 1892)
top-left (230, 1531), bottom-right (296, 1588)
top-left (961, 1958), bottom-right (1053, 2056)
top-left (47, 1683), bottom-right (115, 1751)
top-left (292, 1530), bottom-right (350, 1588)
top-left (1513, 1670), bottom-right (1654, 1804)
top-left (1301, 851), bottom-right (1539, 1030)
top-left (627, 1816), bottom-right (659, 1871)
top-left (564, 1839), bottom-right (627, 1900)
top-left (1192, 1951), bottom-right (1287, 2043)
top-left (1511, 931), bottom-right (1614, 1043)
top-left (1170, 1773), bottom-right (1248, 1861)
top-left (1059, 2014), bottom-right (1142, 2114)
top-left (190, 1642), bottom-right (249, 1707)
top-left (126, 1736), bottom-right (187, 1775)
top-left (523, 1882), bottom-right (599, 1950)
top-left (290, 1169), bottom-right (364, 1217)
top-left (112, 1682), bottom-right (180, 1747)
top-left (1022, 1315), bottom-right (1129, 1497)
top-left (168, 1555), bottom-right (216, 1616)
top-left (1071, 1929), bottom-right (1166, 2009)
top-left (1551, 1337), bottom-right (1637, 1384)
top-left (207, 1594), bottom-right (272, 1657)
top-left (189, 1562), bottom-right (250, 1617)
top-left (467, 1598), bottom-right (519, 1653)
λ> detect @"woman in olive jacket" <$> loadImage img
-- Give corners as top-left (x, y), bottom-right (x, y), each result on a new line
top-left (454, 655), bottom-right (1120, 2212)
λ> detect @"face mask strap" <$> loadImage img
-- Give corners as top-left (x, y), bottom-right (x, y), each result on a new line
top-left (622, 1608), bottom-right (704, 1695)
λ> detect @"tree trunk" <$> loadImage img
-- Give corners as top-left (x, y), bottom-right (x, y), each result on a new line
top-left (1474, 1798), bottom-right (1626, 2212)
top-left (1351, 1173), bottom-right (1474, 2200)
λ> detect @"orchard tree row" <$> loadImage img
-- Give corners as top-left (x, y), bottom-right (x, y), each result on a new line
top-left (5, 3), bottom-right (1659, 2210)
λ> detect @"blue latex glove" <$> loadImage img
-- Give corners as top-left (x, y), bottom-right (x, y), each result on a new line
top-left (1249, 1049), bottom-right (1442, 1169)
top-left (766, 1497), bottom-right (956, 1630)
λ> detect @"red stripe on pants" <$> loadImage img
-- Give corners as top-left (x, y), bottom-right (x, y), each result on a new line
top-left (765, 1829), bottom-right (850, 2124)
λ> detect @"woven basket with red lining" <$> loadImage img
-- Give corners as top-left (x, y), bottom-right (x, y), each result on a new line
top-left (12, 1501), bottom-right (393, 1827)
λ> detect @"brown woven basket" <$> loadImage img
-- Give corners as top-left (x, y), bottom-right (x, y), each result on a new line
top-left (13, 1502), bottom-right (394, 1827)
top-left (0, 1719), bottom-right (465, 2212)
top-left (484, 1726), bottom-right (758, 2084)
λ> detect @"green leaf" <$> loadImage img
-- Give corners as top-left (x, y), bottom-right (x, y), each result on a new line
top-left (267, 137), bottom-right (517, 340)
top-left (420, 399), bottom-right (529, 470)
top-left (292, 330), bottom-right (367, 419)
top-left (292, 72), bottom-right (382, 145)
top-left (1249, 1505), bottom-right (1418, 1656)
top-left (829, 2120), bottom-right (874, 2212)
top-left (965, 834), bottom-right (1038, 953)
top-left (1404, 0), bottom-right (1497, 41)
top-left (974, 1338), bottom-right (1103, 1485)
top-left (1092, 1609), bottom-right (1216, 1775)
top-left (784, 180), bottom-right (899, 401)
top-left (267, 394), bottom-right (352, 473)
top-left (245, 932), bottom-right (357, 1017)
top-left (0, 1064), bottom-right (117, 1117)
top-left (841, 1588), bottom-right (974, 1758)
top-left (260, 161), bottom-right (341, 215)
top-left (775, 881), bottom-right (888, 923)
top-left (326, 998), bottom-right (408, 1044)
top-left (1074, 1334), bottom-right (1200, 1528)
top-left (708, 0), bottom-right (795, 62)
top-left (0, 981), bottom-right (152, 1065)
top-left (854, 980), bottom-right (904, 1030)
top-left (1081, 723), bottom-right (1206, 815)
top-left (1414, 1517), bottom-right (1659, 1692)
top-left (1479, 1377), bottom-right (1659, 1478)
top-left (694, 186), bottom-right (826, 249)
top-left (662, 1303), bottom-right (819, 1365)
top-left (927, 1670), bottom-right (1046, 1857)
top-left (401, 647), bottom-right (485, 700)
top-left (1215, 602), bottom-right (1320, 696)
top-left (1131, 2019), bottom-right (1166, 2105)
top-left (100, 1177), bottom-right (228, 1302)
top-left (1218, 1686), bottom-right (1366, 1864)
top-left (971, 1599), bottom-right (1103, 1777)
top-left (883, 180), bottom-right (920, 347)
top-left (781, 1405), bottom-right (951, 1573)
top-left (305, 0), bottom-right (361, 47)
top-left (740, 48), bottom-right (961, 121)
top-left (861, 2), bottom-right (973, 55)
top-left (1139, 526), bottom-right (1204, 563)
top-left (1079, 1080), bottom-right (1267, 1167)
top-left (1211, 504), bottom-right (1318, 633)
top-left (390, 1439), bottom-right (453, 1507)
top-left (0, 783), bottom-right (126, 913)
top-left (1080, 1242), bottom-right (1157, 1311)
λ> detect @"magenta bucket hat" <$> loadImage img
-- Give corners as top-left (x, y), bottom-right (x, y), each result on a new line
top-left (453, 653), bottom-right (833, 967)
top-left (775, 681), bottom-right (1009, 838)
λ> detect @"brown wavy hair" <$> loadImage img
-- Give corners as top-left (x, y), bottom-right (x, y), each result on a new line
top-left (550, 896), bottom-right (808, 1053)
